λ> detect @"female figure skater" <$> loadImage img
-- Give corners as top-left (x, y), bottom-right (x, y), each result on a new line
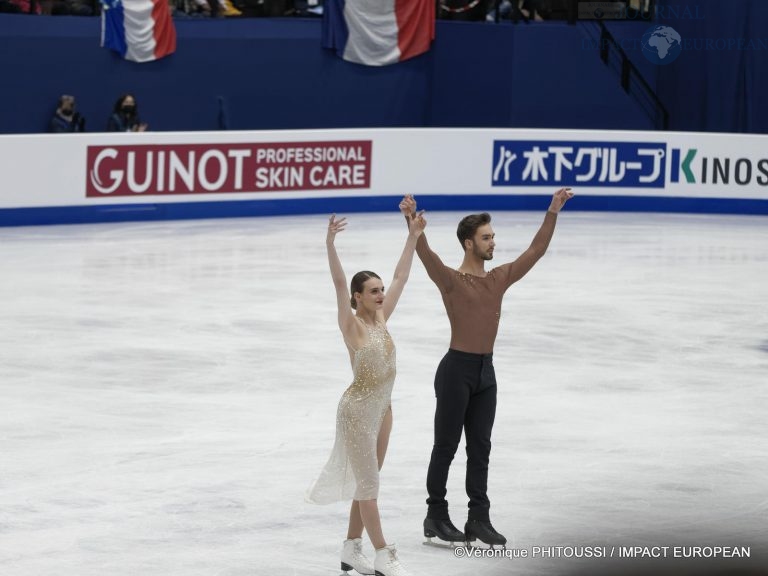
top-left (307, 205), bottom-right (425, 576)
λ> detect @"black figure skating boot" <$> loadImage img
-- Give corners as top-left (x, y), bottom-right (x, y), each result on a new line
top-left (464, 519), bottom-right (507, 549)
top-left (423, 517), bottom-right (466, 548)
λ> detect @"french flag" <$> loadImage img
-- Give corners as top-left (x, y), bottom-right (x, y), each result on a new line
top-left (322, 0), bottom-right (435, 66)
top-left (101, 0), bottom-right (177, 63)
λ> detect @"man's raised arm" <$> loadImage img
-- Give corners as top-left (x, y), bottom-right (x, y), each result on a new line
top-left (500, 187), bottom-right (574, 287)
top-left (399, 195), bottom-right (453, 292)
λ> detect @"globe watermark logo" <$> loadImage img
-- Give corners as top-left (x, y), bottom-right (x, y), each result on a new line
top-left (641, 25), bottom-right (683, 64)
top-left (582, 25), bottom-right (767, 59)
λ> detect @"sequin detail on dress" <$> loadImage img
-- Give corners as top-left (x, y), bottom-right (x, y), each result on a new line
top-left (307, 321), bottom-right (396, 503)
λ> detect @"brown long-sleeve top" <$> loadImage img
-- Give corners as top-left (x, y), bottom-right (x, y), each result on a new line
top-left (416, 211), bottom-right (558, 354)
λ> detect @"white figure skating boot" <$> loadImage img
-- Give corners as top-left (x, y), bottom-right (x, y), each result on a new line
top-left (374, 544), bottom-right (411, 576)
top-left (341, 538), bottom-right (374, 575)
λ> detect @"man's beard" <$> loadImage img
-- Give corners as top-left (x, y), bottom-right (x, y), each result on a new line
top-left (474, 247), bottom-right (493, 261)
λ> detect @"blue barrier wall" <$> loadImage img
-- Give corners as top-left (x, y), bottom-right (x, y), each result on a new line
top-left (2, 6), bottom-right (764, 135)
top-left (654, 0), bottom-right (768, 134)
top-left (0, 15), bottom-right (657, 134)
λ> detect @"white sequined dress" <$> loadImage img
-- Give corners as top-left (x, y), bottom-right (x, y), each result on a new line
top-left (307, 321), bottom-right (396, 503)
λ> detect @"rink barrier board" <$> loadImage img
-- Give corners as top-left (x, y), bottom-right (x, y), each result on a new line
top-left (3, 128), bottom-right (768, 226)
top-left (1, 195), bottom-right (767, 227)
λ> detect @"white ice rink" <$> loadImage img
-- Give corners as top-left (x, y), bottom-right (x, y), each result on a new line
top-left (1, 210), bottom-right (767, 576)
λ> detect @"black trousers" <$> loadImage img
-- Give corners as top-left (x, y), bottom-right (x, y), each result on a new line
top-left (426, 349), bottom-right (497, 522)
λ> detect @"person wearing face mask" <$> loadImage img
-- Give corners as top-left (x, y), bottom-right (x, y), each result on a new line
top-left (48, 95), bottom-right (86, 133)
top-left (107, 94), bottom-right (148, 132)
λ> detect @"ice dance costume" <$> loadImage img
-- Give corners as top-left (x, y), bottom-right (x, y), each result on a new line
top-left (308, 320), bottom-right (395, 504)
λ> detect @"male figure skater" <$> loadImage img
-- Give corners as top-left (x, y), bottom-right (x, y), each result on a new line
top-left (402, 188), bottom-right (573, 548)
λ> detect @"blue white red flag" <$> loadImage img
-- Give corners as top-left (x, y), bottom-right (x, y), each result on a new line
top-left (322, 0), bottom-right (435, 66)
top-left (101, 0), bottom-right (177, 63)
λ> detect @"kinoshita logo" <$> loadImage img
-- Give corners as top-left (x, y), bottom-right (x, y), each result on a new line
top-left (671, 148), bottom-right (768, 186)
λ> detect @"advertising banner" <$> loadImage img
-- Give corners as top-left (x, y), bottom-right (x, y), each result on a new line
top-left (0, 128), bottom-right (766, 224)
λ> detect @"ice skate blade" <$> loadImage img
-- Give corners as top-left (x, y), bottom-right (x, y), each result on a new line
top-left (340, 561), bottom-right (374, 576)
top-left (466, 540), bottom-right (506, 551)
top-left (423, 536), bottom-right (463, 549)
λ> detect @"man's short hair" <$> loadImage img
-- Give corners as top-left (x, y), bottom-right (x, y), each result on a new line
top-left (457, 212), bottom-right (491, 249)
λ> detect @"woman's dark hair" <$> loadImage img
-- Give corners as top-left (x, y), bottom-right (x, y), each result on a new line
top-left (457, 212), bottom-right (491, 250)
top-left (113, 93), bottom-right (138, 115)
top-left (350, 271), bottom-right (381, 310)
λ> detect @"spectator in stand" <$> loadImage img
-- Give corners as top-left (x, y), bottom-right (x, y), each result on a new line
top-left (51, 1), bottom-right (95, 15)
top-left (107, 94), bottom-right (148, 132)
top-left (1, 0), bottom-right (42, 13)
top-left (174, 0), bottom-right (241, 17)
top-left (487, 0), bottom-right (544, 23)
top-left (48, 94), bottom-right (86, 133)
top-left (180, 0), bottom-right (213, 16)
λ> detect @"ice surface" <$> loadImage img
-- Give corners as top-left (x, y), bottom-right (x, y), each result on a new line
top-left (1, 211), bottom-right (767, 575)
